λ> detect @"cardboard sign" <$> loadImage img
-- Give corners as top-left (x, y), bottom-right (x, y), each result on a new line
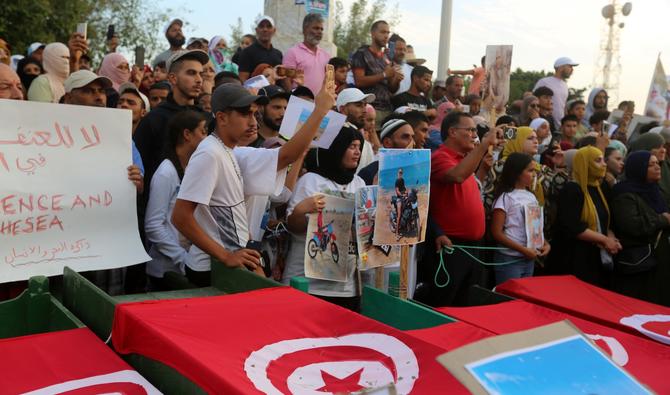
top-left (438, 321), bottom-right (652, 395)
top-left (355, 186), bottom-right (399, 270)
top-left (0, 100), bottom-right (150, 282)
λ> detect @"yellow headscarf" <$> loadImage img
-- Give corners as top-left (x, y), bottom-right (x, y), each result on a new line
top-left (572, 146), bottom-right (609, 232)
top-left (501, 127), bottom-right (545, 205)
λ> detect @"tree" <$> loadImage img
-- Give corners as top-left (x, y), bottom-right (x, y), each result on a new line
top-left (229, 17), bottom-right (244, 49)
top-left (333, 0), bottom-right (398, 59)
top-left (508, 68), bottom-right (552, 102)
top-left (0, 0), bottom-right (177, 65)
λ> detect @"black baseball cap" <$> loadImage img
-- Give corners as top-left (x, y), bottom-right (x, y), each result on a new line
top-left (211, 83), bottom-right (269, 113)
top-left (258, 85), bottom-right (291, 101)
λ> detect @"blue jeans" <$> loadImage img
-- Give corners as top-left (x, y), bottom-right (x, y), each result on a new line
top-left (493, 251), bottom-right (534, 285)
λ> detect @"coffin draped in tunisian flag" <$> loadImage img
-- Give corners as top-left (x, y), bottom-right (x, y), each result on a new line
top-left (0, 327), bottom-right (160, 394)
top-left (495, 275), bottom-right (670, 346)
top-left (405, 321), bottom-right (495, 351)
top-left (111, 287), bottom-right (465, 395)
top-left (437, 299), bottom-right (670, 394)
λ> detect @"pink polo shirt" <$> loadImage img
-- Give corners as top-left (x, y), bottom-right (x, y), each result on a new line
top-left (283, 42), bottom-right (331, 95)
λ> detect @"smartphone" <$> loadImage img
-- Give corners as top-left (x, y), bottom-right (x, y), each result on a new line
top-left (134, 46), bottom-right (145, 68)
top-left (76, 23), bottom-right (87, 40)
top-left (504, 126), bottom-right (517, 140)
top-left (325, 64), bottom-right (334, 89)
top-left (387, 40), bottom-right (396, 62)
top-left (106, 24), bottom-right (115, 41)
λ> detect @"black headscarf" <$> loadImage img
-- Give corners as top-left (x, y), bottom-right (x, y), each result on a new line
top-left (311, 125), bottom-right (364, 185)
top-left (614, 150), bottom-right (668, 214)
top-left (16, 57), bottom-right (43, 91)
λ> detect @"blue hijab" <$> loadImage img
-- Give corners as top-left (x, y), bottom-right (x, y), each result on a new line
top-left (614, 151), bottom-right (668, 213)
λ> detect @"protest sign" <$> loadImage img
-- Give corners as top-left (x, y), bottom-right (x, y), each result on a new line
top-left (524, 205), bottom-right (544, 250)
top-left (355, 186), bottom-right (399, 270)
top-left (0, 100), bottom-right (150, 282)
top-left (373, 149), bottom-right (430, 246)
top-left (304, 193), bottom-right (354, 282)
top-left (279, 95), bottom-right (346, 149)
top-left (482, 45), bottom-right (513, 113)
top-left (438, 321), bottom-right (652, 395)
top-left (644, 56), bottom-right (669, 123)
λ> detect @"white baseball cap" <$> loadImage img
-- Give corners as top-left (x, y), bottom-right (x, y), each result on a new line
top-left (554, 57), bottom-right (579, 68)
top-left (255, 15), bottom-right (275, 27)
top-left (336, 88), bottom-right (375, 109)
top-left (119, 82), bottom-right (151, 110)
top-left (64, 70), bottom-right (112, 93)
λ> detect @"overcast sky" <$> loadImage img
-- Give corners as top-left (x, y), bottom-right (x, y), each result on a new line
top-left (161, 0), bottom-right (670, 109)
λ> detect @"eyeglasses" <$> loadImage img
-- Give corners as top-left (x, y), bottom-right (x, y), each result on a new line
top-left (453, 127), bottom-right (477, 133)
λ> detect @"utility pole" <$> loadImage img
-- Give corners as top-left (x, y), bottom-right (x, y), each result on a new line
top-left (436, 0), bottom-right (453, 80)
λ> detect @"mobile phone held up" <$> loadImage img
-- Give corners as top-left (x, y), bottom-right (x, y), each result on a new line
top-left (135, 46), bottom-right (145, 68)
top-left (76, 22), bottom-right (87, 40)
top-left (106, 24), bottom-right (115, 41)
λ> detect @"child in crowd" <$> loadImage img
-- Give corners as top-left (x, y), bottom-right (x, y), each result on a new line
top-left (153, 61), bottom-right (168, 83)
top-left (145, 111), bottom-right (208, 290)
top-left (490, 152), bottom-right (551, 285)
top-left (328, 57), bottom-right (349, 94)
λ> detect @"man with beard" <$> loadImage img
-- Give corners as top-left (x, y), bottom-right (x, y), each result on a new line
top-left (351, 20), bottom-right (403, 126)
top-left (534, 56), bottom-right (578, 129)
top-left (252, 85), bottom-right (291, 147)
top-left (134, 49), bottom-right (209, 197)
top-left (152, 18), bottom-right (186, 67)
top-left (357, 118), bottom-right (415, 185)
top-left (336, 88), bottom-right (376, 169)
top-left (238, 16), bottom-right (283, 82)
top-left (282, 13), bottom-right (330, 95)
top-left (391, 65), bottom-right (434, 116)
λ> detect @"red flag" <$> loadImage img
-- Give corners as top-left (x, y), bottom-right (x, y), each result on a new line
top-left (112, 287), bottom-right (466, 394)
top-left (405, 321), bottom-right (494, 351)
top-left (0, 327), bottom-right (159, 394)
top-left (438, 300), bottom-right (670, 394)
top-left (496, 275), bottom-right (670, 346)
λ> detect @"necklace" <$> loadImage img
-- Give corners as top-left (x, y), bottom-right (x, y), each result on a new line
top-left (212, 133), bottom-right (242, 182)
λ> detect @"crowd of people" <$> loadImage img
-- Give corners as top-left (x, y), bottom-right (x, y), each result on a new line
top-left (1, 13), bottom-right (669, 310)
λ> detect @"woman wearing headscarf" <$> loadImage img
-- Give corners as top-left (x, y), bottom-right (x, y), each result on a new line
top-left (629, 132), bottom-right (670, 206)
top-left (284, 126), bottom-right (366, 311)
top-left (530, 117), bottom-right (551, 156)
top-left (518, 95), bottom-right (540, 126)
top-left (208, 35), bottom-right (238, 75)
top-left (611, 151), bottom-right (670, 303)
top-left (16, 56), bottom-right (43, 93)
top-left (547, 146), bottom-right (621, 286)
top-left (98, 52), bottom-right (131, 108)
top-left (27, 43), bottom-right (70, 103)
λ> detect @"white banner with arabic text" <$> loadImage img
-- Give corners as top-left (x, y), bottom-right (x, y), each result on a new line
top-left (0, 100), bottom-right (149, 283)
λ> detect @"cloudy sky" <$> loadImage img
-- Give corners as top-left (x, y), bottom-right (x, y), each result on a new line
top-left (162, 0), bottom-right (670, 109)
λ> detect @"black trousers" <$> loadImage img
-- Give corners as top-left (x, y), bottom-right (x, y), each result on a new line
top-left (415, 236), bottom-right (483, 307)
top-left (185, 267), bottom-right (211, 287)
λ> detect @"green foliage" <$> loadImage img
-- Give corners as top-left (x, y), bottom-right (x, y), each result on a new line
top-left (509, 68), bottom-right (552, 102)
top-left (568, 87), bottom-right (587, 101)
top-left (0, 0), bottom-right (176, 65)
top-left (333, 0), bottom-right (398, 59)
top-left (229, 17), bottom-right (244, 48)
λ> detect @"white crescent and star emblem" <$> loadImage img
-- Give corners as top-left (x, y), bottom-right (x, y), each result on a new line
top-left (21, 370), bottom-right (161, 395)
top-left (244, 333), bottom-right (419, 395)
top-left (620, 314), bottom-right (670, 345)
top-left (586, 334), bottom-right (629, 366)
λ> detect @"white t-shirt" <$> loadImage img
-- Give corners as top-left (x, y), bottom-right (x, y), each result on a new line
top-left (177, 135), bottom-right (285, 271)
top-left (492, 189), bottom-right (538, 257)
top-left (145, 159), bottom-right (191, 277)
top-left (283, 172), bottom-right (366, 297)
top-left (534, 76), bottom-right (568, 129)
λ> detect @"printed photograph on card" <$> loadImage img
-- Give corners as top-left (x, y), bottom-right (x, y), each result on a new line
top-left (482, 45), bottom-right (513, 112)
top-left (355, 186), bottom-right (400, 270)
top-left (373, 149), bottom-right (430, 246)
top-left (524, 205), bottom-right (544, 250)
top-left (279, 95), bottom-right (346, 149)
top-left (304, 194), bottom-right (354, 282)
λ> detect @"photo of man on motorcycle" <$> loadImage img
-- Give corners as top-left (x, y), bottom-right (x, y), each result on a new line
top-left (395, 168), bottom-right (407, 238)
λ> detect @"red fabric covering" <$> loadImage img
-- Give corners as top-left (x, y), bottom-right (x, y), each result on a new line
top-left (0, 327), bottom-right (158, 394)
top-left (112, 287), bottom-right (466, 394)
top-left (496, 275), bottom-right (670, 345)
top-left (438, 300), bottom-right (670, 394)
top-left (405, 321), bottom-right (494, 351)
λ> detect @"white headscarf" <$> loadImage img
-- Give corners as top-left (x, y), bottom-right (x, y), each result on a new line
top-left (42, 43), bottom-right (70, 102)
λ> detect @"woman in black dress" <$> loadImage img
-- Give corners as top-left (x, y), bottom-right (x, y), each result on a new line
top-left (547, 146), bottom-right (622, 287)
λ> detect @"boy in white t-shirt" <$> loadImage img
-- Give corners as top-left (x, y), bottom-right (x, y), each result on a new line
top-left (172, 82), bottom-right (335, 285)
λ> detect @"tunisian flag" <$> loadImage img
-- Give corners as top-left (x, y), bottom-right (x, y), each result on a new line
top-left (405, 321), bottom-right (495, 351)
top-left (112, 287), bottom-right (466, 395)
top-left (0, 327), bottom-right (159, 394)
top-left (438, 300), bottom-right (670, 394)
top-left (496, 275), bottom-right (670, 345)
